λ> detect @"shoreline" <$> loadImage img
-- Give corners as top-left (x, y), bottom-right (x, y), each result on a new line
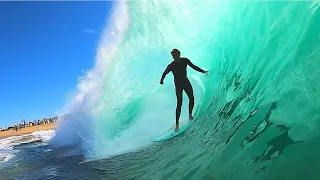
top-left (0, 123), bottom-right (57, 139)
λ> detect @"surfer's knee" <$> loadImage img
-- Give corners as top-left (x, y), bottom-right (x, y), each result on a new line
top-left (189, 95), bottom-right (194, 104)
top-left (177, 99), bottom-right (182, 108)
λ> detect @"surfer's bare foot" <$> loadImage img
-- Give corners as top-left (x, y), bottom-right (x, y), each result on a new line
top-left (175, 124), bottom-right (179, 132)
top-left (189, 115), bottom-right (195, 121)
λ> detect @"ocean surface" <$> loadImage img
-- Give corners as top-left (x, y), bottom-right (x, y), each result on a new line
top-left (1, 1), bottom-right (320, 179)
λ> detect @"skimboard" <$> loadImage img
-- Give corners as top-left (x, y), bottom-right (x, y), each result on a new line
top-left (152, 119), bottom-right (194, 142)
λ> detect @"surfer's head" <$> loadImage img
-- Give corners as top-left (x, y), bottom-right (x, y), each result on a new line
top-left (171, 48), bottom-right (181, 60)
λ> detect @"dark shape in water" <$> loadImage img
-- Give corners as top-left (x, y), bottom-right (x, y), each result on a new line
top-left (253, 125), bottom-right (302, 162)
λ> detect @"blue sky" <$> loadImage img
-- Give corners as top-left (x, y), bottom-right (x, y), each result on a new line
top-left (0, 2), bottom-right (114, 127)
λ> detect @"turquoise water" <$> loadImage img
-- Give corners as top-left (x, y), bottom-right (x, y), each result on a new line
top-left (1, 1), bottom-right (320, 179)
top-left (53, 0), bottom-right (320, 178)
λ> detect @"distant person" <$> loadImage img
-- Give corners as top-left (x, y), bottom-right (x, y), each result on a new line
top-left (160, 49), bottom-right (207, 132)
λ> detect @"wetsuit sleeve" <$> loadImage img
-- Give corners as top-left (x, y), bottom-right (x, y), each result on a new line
top-left (160, 64), bottom-right (172, 82)
top-left (187, 59), bottom-right (206, 73)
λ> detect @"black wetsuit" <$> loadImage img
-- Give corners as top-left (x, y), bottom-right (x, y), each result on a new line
top-left (160, 58), bottom-right (206, 124)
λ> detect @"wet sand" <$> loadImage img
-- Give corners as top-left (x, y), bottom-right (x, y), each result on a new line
top-left (0, 123), bottom-right (57, 139)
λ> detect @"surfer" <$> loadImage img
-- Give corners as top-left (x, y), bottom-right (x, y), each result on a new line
top-left (160, 49), bottom-right (207, 132)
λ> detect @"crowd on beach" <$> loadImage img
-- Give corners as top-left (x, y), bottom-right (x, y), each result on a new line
top-left (0, 116), bottom-right (58, 132)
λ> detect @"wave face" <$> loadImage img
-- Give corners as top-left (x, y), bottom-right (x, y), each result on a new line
top-left (51, 1), bottom-right (320, 179)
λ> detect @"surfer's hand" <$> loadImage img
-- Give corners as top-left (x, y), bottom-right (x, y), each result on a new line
top-left (160, 80), bottom-right (164, 85)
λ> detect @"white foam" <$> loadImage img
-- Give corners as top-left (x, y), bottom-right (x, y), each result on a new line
top-left (32, 130), bottom-right (56, 142)
top-left (0, 130), bottom-right (56, 164)
top-left (0, 137), bottom-right (17, 164)
top-left (0, 153), bottom-right (15, 163)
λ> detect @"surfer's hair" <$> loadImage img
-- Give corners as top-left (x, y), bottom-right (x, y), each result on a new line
top-left (171, 48), bottom-right (180, 55)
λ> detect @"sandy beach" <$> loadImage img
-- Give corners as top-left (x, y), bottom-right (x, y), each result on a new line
top-left (0, 123), bottom-right (57, 139)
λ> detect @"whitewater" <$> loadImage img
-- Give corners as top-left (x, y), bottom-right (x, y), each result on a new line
top-left (1, 1), bottom-right (320, 179)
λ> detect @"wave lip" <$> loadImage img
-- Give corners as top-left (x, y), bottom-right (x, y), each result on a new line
top-left (50, 1), bottom-right (131, 158)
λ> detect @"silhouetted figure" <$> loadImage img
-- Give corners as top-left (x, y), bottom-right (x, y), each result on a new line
top-left (160, 49), bottom-right (207, 132)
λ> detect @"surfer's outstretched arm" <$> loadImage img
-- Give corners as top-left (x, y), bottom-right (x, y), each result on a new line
top-left (187, 59), bottom-right (207, 73)
top-left (160, 64), bottom-right (172, 84)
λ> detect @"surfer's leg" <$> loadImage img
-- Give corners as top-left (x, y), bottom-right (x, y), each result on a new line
top-left (175, 85), bottom-right (183, 130)
top-left (184, 79), bottom-right (194, 119)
